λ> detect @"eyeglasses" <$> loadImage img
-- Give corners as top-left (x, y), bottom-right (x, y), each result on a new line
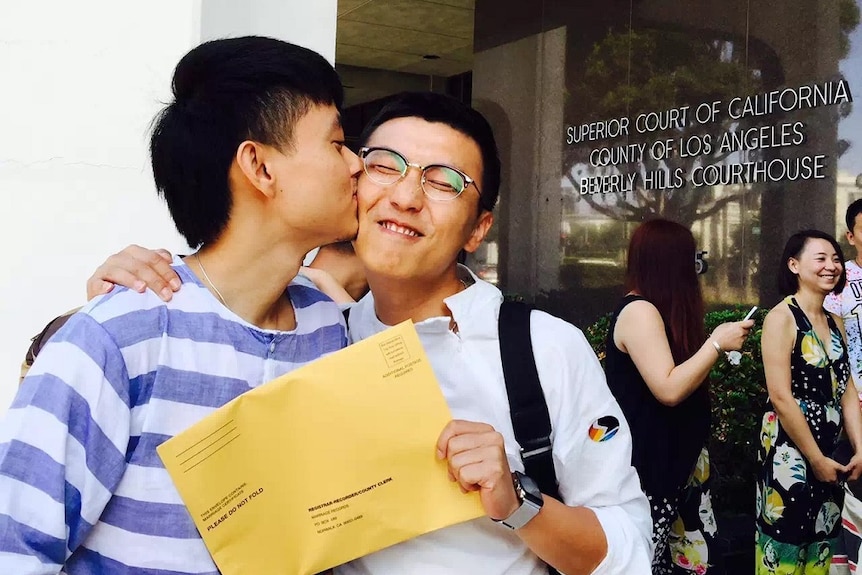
top-left (358, 146), bottom-right (481, 201)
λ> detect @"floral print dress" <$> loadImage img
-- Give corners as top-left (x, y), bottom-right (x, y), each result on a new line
top-left (756, 297), bottom-right (850, 574)
top-left (664, 446), bottom-right (717, 575)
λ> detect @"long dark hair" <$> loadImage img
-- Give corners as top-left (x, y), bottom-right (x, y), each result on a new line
top-left (625, 219), bottom-right (704, 363)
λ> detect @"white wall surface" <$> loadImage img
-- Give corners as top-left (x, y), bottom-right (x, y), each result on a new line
top-left (0, 0), bottom-right (338, 415)
top-left (201, 0), bottom-right (337, 63)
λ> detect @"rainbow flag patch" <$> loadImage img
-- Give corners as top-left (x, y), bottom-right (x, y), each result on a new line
top-left (588, 416), bottom-right (620, 442)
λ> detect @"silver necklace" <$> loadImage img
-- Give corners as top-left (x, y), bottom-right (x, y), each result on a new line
top-left (195, 252), bottom-right (283, 330)
top-left (195, 253), bottom-right (227, 306)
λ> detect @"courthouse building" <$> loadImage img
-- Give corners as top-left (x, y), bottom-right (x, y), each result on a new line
top-left (335, 0), bottom-right (862, 328)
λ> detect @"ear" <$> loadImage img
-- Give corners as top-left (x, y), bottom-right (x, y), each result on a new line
top-left (848, 230), bottom-right (857, 247)
top-left (235, 140), bottom-right (278, 199)
top-left (463, 211), bottom-right (494, 254)
top-left (787, 257), bottom-right (799, 274)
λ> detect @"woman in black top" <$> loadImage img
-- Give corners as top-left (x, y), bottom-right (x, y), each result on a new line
top-left (605, 219), bottom-right (752, 574)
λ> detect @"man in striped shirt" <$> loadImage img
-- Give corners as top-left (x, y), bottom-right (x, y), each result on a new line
top-left (0, 36), bottom-right (360, 574)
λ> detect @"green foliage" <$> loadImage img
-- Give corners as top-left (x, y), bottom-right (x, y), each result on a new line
top-left (840, 0), bottom-right (861, 59)
top-left (584, 312), bottom-right (611, 365)
top-left (583, 306), bottom-right (767, 515)
top-left (705, 307), bottom-right (768, 515)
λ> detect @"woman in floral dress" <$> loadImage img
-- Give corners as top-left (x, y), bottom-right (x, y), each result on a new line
top-left (757, 230), bottom-right (862, 574)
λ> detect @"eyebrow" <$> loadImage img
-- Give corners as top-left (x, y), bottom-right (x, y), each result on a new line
top-left (330, 114), bottom-right (343, 134)
top-left (373, 145), bottom-right (471, 174)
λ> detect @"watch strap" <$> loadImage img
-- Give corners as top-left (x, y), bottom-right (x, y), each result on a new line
top-left (495, 472), bottom-right (543, 530)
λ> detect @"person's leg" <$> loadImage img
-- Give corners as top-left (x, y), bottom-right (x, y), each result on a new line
top-left (649, 491), bottom-right (682, 575)
top-left (665, 447), bottom-right (715, 575)
top-left (755, 529), bottom-right (813, 575)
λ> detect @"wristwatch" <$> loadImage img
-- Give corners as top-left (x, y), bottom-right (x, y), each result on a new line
top-left (494, 471), bottom-right (544, 529)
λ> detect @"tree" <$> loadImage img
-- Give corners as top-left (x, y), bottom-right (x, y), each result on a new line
top-left (564, 28), bottom-right (761, 226)
top-left (564, 0), bottom-right (860, 225)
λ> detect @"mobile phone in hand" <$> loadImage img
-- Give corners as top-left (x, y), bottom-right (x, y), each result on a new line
top-left (742, 306), bottom-right (758, 322)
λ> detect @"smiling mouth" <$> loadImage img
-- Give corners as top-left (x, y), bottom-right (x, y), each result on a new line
top-left (380, 221), bottom-right (422, 237)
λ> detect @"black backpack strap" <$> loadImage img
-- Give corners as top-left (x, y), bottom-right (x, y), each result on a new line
top-left (498, 301), bottom-right (560, 501)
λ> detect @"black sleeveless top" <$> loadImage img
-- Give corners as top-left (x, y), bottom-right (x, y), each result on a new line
top-left (604, 294), bottom-right (711, 499)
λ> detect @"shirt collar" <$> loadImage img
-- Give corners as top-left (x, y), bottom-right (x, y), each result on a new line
top-left (350, 264), bottom-right (503, 341)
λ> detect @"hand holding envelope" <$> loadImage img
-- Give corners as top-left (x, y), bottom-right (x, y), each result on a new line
top-left (157, 321), bottom-right (484, 575)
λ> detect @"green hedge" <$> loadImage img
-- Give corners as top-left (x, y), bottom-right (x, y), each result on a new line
top-left (584, 306), bottom-right (767, 516)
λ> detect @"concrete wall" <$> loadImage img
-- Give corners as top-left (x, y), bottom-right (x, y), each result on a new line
top-left (201, 0), bottom-right (337, 63)
top-left (472, 27), bottom-right (566, 296)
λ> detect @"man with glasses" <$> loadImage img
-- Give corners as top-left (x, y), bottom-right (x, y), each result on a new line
top-left (359, 146), bottom-right (486, 206)
top-left (85, 91), bottom-right (652, 574)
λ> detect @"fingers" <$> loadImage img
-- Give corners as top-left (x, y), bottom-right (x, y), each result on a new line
top-left (826, 457), bottom-right (846, 469)
top-left (815, 468), bottom-right (838, 483)
top-left (92, 245), bottom-right (180, 302)
top-left (445, 430), bottom-right (505, 458)
top-left (445, 445), bottom-right (503, 492)
top-left (127, 244), bottom-right (181, 292)
top-left (154, 248), bottom-right (173, 263)
top-left (732, 321), bottom-right (753, 338)
top-left (448, 440), bottom-right (507, 491)
top-left (450, 455), bottom-right (506, 492)
top-left (847, 456), bottom-right (862, 481)
top-left (99, 264), bottom-right (149, 294)
top-left (85, 273), bottom-right (116, 301)
top-left (436, 420), bottom-right (495, 459)
top-left (436, 420), bottom-right (518, 519)
top-left (714, 320), bottom-right (755, 351)
top-left (817, 458), bottom-right (845, 483)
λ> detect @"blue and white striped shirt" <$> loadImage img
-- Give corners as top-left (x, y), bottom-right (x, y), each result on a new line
top-left (0, 258), bottom-right (347, 574)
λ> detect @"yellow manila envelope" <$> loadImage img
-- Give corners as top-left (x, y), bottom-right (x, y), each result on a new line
top-left (157, 320), bottom-right (484, 575)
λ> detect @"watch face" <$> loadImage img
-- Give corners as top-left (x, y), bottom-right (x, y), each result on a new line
top-left (514, 472), bottom-right (543, 505)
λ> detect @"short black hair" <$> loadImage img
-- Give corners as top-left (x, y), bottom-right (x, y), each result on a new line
top-left (777, 229), bottom-right (846, 296)
top-left (358, 92), bottom-right (501, 213)
top-left (846, 198), bottom-right (862, 232)
top-left (150, 36), bottom-right (343, 248)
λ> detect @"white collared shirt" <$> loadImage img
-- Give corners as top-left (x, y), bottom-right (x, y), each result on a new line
top-left (337, 266), bottom-right (652, 575)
